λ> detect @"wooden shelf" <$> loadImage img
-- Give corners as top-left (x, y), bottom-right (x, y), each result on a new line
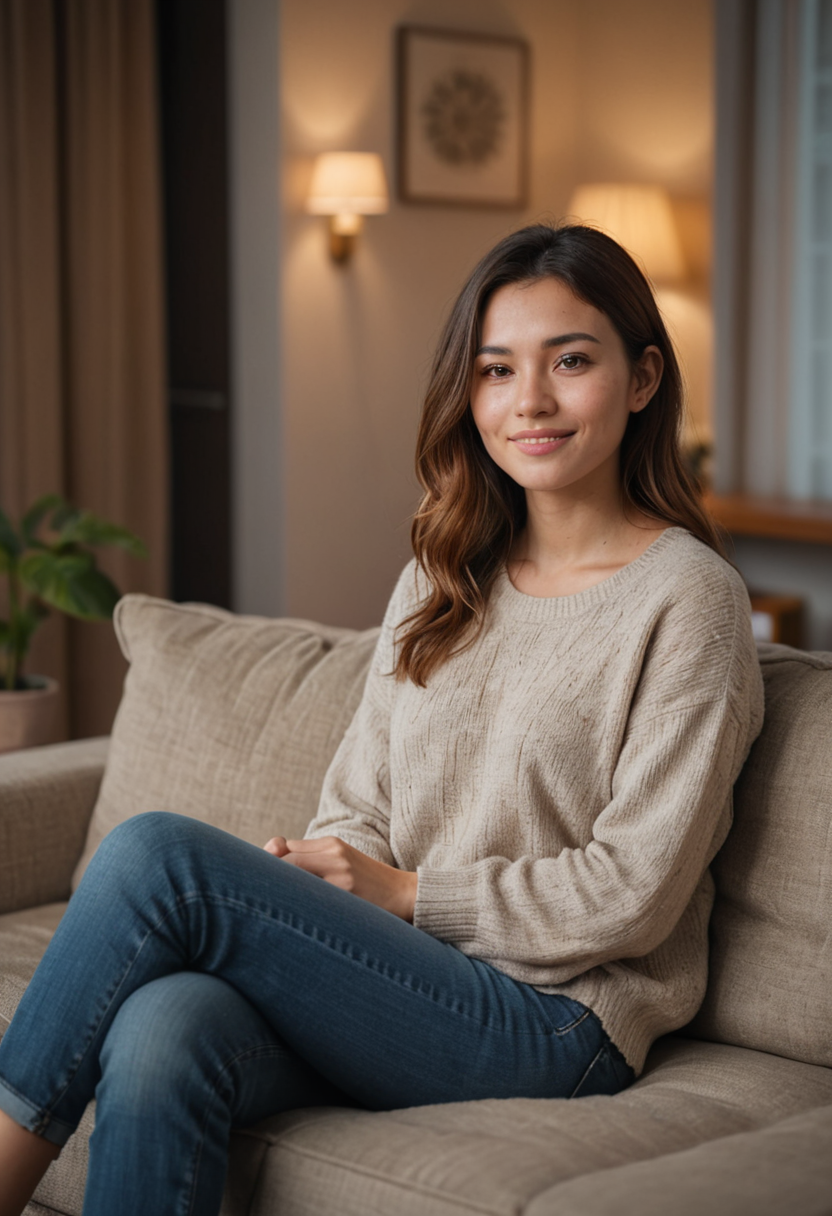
top-left (704, 493), bottom-right (832, 544)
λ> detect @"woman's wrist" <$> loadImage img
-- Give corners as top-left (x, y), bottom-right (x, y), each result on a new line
top-left (394, 870), bottom-right (418, 923)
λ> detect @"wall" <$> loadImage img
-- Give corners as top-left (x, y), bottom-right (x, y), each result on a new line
top-left (275, 0), bottom-right (715, 628)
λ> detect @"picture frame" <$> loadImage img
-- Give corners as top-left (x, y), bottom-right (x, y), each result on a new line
top-left (396, 26), bottom-right (529, 209)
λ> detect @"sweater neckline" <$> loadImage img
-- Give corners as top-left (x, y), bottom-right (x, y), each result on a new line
top-left (490, 527), bottom-right (690, 621)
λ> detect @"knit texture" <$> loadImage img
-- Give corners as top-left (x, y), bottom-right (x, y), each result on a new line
top-left (306, 529), bottom-right (765, 1074)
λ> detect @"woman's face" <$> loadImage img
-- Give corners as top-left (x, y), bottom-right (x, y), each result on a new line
top-left (469, 276), bottom-right (662, 506)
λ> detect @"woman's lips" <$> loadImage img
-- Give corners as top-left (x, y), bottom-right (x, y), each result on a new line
top-left (509, 430), bottom-right (574, 455)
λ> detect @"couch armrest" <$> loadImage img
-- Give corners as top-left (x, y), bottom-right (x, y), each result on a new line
top-left (0, 738), bottom-right (109, 915)
top-left (524, 1102), bottom-right (832, 1216)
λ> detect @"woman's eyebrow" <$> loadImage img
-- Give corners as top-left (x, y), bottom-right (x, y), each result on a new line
top-left (476, 332), bottom-right (601, 357)
top-left (542, 332), bottom-right (601, 348)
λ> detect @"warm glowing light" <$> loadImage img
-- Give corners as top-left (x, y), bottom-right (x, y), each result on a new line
top-left (568, 183), bottom-right (686, 284)
top-left (306, 153), bottom-right (389, 263)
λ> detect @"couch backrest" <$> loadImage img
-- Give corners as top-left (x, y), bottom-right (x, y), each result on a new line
top-left (73, 596), bottom-right (378, 885)
top-left (688, 643), bottom-right (832, 1068)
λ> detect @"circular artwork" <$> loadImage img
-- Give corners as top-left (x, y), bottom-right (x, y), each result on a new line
top-left (420, 69), bottom-right (506, 166)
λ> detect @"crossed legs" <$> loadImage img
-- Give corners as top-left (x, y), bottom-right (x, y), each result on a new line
top-left (0, 812), bottom-right (630, 1215)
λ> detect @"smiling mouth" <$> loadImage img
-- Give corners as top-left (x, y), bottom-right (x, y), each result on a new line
top-left (511, 431), bottom-right (575, 448)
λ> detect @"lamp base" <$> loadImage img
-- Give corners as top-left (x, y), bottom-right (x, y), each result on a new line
top-left (329, 230), bottom-right (356, 262)
top-left (328, 214), bottom-right (363, 264)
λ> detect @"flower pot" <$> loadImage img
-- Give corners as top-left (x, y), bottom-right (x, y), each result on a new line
top-left (0, 676), bottom-right (60, 754)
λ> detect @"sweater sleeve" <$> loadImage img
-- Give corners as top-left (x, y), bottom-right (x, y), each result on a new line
top-left (412, 578), bottom-right (765, 982)
top-left (303, 562), bottom-right (419, 865)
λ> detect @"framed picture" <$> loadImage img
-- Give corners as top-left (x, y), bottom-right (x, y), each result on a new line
top-left (396, 26), bottom-right (529, 209)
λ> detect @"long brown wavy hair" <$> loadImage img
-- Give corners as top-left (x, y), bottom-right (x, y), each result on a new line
top-left (396, 223), bottom-right (724, 686)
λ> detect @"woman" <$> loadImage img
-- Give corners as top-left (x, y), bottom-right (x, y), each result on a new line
top-left (0, 224), bottom-right (764, 1216)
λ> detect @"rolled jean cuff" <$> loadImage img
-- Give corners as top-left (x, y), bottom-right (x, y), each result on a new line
top-left (0, 1073), bottom-right (75, 1147)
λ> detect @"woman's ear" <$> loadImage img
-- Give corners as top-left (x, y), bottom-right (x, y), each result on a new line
top-left (630, 345), bottom-right (664, 413)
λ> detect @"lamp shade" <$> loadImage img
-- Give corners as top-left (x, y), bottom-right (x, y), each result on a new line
top-left (567, 183), bottom-right (685, 283)
top-left (306, 152), bottom-right (389, 216)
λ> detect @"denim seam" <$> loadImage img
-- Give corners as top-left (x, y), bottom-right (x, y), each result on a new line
top-left (185, 1041), bottom-right (298, 1216)
top-left (568, 1041), bottom-right (606, 1098)
top-left (36, 898), bottom-right (194, 1127)
top-left (550, 1008), bottom-right (592, 1036)
top-left (190, 892), bottom-right (569, 1037)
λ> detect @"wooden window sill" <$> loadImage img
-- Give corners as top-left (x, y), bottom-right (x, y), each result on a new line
top-left (703, 493), bottom-right (832, 544)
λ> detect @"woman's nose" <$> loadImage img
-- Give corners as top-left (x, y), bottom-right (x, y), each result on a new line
top-left (516, 372), bottom-right (556, 416)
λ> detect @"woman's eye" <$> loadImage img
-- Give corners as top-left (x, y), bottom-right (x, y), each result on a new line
top-left (558, 353), bottom-right (586, 370)
top-left (483, 363), bottom-right (512, 378)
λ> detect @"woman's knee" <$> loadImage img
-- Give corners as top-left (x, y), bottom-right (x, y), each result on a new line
top-left (99, 810), bottom-right (202, 858)
top-left (97, 974), bottom-right (248, 1115)
top-left (83, 812), bottom-right (205, 887)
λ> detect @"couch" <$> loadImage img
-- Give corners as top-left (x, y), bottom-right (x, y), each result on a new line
top-left (1, 594), bottom-right (830, 1216)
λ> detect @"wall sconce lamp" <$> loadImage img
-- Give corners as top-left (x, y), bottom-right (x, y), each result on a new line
top-left (567, 183), bottom-right (685, 285)
top-left (306, 152), bottom-right (389, 263)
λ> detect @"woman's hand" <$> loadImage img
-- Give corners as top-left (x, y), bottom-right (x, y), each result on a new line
top-left (263, 835), bottom-right (418, 923)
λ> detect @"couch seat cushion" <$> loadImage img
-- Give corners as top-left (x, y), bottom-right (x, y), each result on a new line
top-left (236, 1039), bottom-right (832, 1216)
top-left (523, 1102), bottom-right (832, 1216)
top-left (72, 596), bottom-right (379, 884)
top-left (0, 903), bottom-right (67, 1039)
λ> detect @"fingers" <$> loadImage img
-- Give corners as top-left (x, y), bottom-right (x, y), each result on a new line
top-left (262, 835), bottom-right (350, 880)
top-left (281, 837), bottom-right (344, 854)
top-left (263, 836), bottom-right (288, 856)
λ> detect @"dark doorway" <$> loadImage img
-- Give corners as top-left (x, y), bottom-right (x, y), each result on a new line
top-left (156, 0), bottom-right (232, 606)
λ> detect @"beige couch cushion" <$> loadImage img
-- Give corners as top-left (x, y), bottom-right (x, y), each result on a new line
top-left (0, 904), bottom-right (67, 1038)
top-left (523, 1102), bottom-right (832, 1216)
top-left (72, 596), bottom-right (378, 886)
top-left (240, 1039), bottom-right (832, 1216)
top-left (689, 644), bottom-right (832, 1067)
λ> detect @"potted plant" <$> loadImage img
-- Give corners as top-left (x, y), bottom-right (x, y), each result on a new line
top-left (0, 494), bottom-right (146, 753)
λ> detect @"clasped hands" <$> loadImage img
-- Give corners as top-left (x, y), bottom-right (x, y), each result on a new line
top-left (263, 835), bottom-right (418, 923)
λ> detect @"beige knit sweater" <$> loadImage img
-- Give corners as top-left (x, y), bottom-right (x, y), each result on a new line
top-left (307, 529), bottom-right (765, 1073)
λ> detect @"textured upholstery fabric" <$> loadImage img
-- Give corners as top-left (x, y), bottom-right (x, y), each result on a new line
top-left (524, 1103), bottom-right (832, 1216)
top-left (240, 1039), bottom-right (832, 1216)
top-left (0, 738), bottom-right (107, 915)
top-left (689, 644), bottom-right (832, 1067)
top-left (72, 596), bottom-right (378, 886)
top-left (0, 904), bottom-right (66, 1036)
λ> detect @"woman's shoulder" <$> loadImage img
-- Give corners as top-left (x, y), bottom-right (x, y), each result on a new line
top-left (642, 529), bottom-right (762, 693)
top-left (625, 530), bottom-right (763, 732)
top-left (641, 528), bottom-right (749, 618)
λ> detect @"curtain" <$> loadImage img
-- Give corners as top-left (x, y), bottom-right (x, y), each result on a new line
top-left (0, 0), bottom-right (168, 739)
top-left (713, 0), bottom-right (832, 500)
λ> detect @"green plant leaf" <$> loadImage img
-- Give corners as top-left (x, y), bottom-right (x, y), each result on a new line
top-left (19, 551), bottom-right (120, 619)
top-left (56, 510), bottom-right (147, 557)
top-left (0, 507), bottom-right (22, 559)
top-left (13, 602), bottom-right (48, 653)
top-left (21, 493), bottom-right (65, 543)
top-left (51, 502), bottom-right (79, 532)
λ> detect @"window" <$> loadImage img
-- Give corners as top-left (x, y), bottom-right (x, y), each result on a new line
top-left (714, 0), bottom-right (832, 502)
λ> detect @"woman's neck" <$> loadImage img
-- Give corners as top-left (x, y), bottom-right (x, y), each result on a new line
top-left (509, 491), bottom-right (667, 598)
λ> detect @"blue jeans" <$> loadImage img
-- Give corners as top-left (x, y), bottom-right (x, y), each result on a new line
top-left (0, 813), bottom-right (633, 1216)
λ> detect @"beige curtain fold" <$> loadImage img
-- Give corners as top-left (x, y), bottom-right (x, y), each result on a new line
top-left (0, 0), bottom-right (168, 740)
top-left (0, 0), bottom-right (69, 736)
